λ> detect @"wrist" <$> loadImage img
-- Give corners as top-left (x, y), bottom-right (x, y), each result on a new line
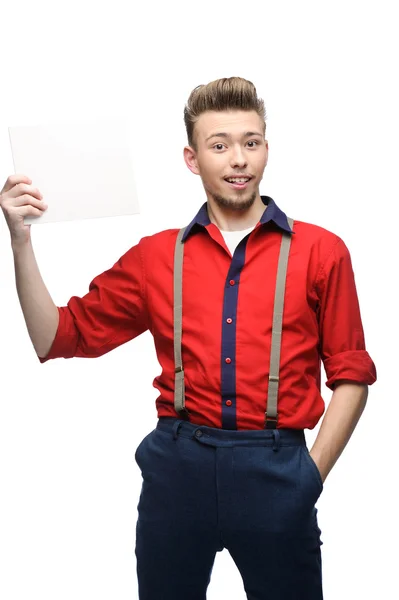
top-left (11, 237), bottom-right (32, 254)
top-left (309, 449), bottom-right (329, 483)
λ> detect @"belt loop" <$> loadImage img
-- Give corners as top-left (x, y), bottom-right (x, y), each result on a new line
top-left (172, 420), bottom-right (183, 440)
top-left (272, 429), bottom-right (281, 452)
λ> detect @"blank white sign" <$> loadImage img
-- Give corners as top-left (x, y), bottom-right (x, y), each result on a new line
top-left (8, 118), bottom-right (140, 225)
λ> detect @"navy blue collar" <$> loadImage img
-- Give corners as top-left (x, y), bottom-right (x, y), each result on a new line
top-left (182, 196), bottom-right (293, 242)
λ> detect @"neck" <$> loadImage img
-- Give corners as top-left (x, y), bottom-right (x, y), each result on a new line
top-left (206, 193), bottom-right (266, 232)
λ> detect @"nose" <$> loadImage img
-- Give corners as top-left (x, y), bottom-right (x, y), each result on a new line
top-left (230, 144), bottom-right (248, 169)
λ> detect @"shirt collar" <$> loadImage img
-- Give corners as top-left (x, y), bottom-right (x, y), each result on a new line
top-left (182, 196), bottom-right (293, 242)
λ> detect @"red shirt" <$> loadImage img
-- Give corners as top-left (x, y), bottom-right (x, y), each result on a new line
top-left (39, 196), bottom-right (377, 430)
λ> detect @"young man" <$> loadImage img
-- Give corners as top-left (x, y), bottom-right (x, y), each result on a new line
top-left (1, 77), bottom-right (376, 599)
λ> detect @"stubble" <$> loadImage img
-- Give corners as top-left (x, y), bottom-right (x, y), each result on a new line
top-left (212, 190), bottom-right (257, 212)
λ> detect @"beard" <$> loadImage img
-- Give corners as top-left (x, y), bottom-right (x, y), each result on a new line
top-left (211, 189), bottom-right (257, 212)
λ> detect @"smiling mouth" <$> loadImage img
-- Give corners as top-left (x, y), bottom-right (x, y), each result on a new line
top-left (224, 177), bottom-right (252, 189)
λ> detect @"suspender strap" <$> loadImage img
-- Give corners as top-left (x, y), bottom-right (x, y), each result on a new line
top-left (265, 217), bottom-right (294, 429)
top-left (173, 226), bottom-right (189, 418)
top-left (173, 219), bottom-right (294, 425)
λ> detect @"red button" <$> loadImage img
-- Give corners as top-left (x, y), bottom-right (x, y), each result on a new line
top-left (226, 400), bottom-right (232, 407)
top-left (226, 318), bottom-right (233, 324)
top-left (225, 357), bottom-right (232, 364)
top-left (229, 280), bottom-right (235, 286)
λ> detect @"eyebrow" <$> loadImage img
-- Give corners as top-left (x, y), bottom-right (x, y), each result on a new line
top-left (205, 131), bottom-right (263, 142)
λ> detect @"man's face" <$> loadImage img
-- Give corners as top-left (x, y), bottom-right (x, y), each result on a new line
top-left (184, 110), bottom-right (268, 211)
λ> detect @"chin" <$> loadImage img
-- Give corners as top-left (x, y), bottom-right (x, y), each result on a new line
top-left (213, 190), bottom-right (257, 211)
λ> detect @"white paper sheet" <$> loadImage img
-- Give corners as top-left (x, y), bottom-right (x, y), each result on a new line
top-left (8, 118), bottom-right (140, 225)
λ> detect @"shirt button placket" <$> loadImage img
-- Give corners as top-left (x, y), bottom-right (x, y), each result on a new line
top-left (223, 273), bottom-right (237, 428)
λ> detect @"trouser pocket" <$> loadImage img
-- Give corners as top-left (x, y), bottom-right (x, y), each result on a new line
top-left (134, 430), bottom-right (154, 467)
top-left (301, 446), bottom-right (324, 496)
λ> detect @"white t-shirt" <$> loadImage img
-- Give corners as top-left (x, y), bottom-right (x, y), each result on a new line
top-left (220, 226), bottom-right (255, 255)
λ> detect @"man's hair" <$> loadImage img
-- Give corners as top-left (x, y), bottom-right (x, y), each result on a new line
top-left (184, 76), bottom-right (266, 150)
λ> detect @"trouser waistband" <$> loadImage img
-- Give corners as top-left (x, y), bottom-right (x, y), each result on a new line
top-left (156, 417), bottom-right (306, 448)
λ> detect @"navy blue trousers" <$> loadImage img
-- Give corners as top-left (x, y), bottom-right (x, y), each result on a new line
top-left (134, 417), bottom-right (323, 600)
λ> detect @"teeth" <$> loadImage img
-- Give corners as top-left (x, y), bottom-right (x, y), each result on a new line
top-left (227, 178), bottom-right (249, 183)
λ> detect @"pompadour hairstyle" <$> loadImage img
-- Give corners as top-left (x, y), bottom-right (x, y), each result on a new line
top-left (184, 77), bottom-right (266, 149)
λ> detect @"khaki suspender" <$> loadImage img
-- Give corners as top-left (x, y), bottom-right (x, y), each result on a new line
top-left (173, 227), bottom-right (188, 418)
top-left (265, 217), bottom-right (294, 428)
top-left (173, 219), bottom-right (294, 428)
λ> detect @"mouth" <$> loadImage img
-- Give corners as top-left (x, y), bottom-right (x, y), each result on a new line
top-left (224, 176), bottom-right (253, 190)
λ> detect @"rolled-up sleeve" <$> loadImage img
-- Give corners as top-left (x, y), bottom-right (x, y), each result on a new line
top-left (315, 237), bottom-right (377, 390)
top-left (38, 240), bottom-right (149, 363)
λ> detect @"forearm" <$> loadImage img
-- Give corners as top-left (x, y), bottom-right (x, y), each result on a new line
top-left (310, 382), bottom-right (368, 482)
top-left (12, 239), bottom-right (59, 358)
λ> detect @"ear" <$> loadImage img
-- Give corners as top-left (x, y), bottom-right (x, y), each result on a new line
top-left (183, 145), bottom-right (200, 175)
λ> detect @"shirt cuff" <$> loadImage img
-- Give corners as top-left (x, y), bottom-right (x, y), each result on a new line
top-left (37, 308), bottom-right (77, 363)
top-left (324, 350), bottom-right (377, 390)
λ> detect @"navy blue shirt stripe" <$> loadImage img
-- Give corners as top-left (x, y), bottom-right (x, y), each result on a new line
top-left (221, 236), bottom-right (251, 429)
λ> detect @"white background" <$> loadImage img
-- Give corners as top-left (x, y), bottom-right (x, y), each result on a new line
top-left (0, 1), bottom-right (397, 598)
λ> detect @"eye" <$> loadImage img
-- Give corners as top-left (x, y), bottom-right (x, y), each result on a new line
top-left (213, 143), bottom-right (225, 151)
top-left (247, 140), bottom-right (259, 148)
